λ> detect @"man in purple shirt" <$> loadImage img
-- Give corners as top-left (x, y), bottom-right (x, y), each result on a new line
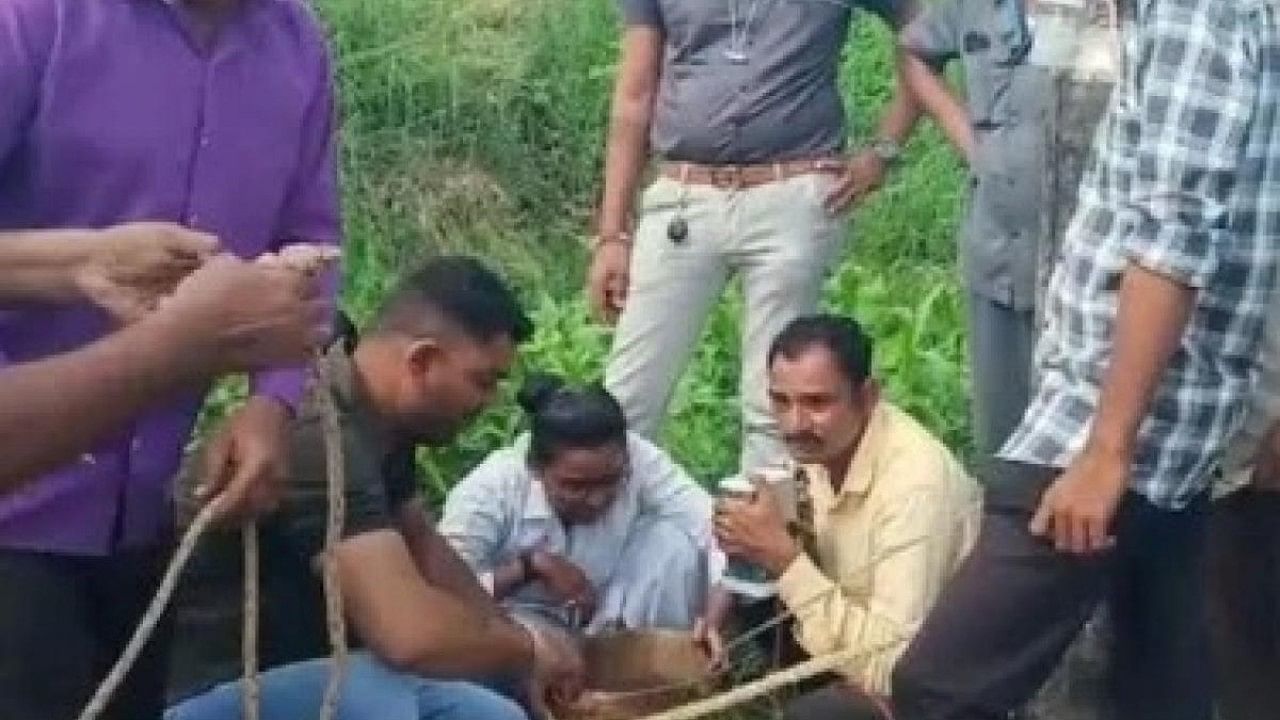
top-left (0, 0), bottom-right (342, 717)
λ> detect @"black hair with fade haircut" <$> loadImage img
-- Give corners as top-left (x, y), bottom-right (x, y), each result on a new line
top-left (767, 314), bottom-right (874, 386)
top-left (370, 255), bottom-right (533, 344)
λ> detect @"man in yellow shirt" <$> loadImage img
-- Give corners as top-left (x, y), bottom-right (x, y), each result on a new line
top-left (713, 314), bottom-right (981, 719)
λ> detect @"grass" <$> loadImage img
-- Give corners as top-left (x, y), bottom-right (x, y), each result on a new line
top-left (302, 0), bottom-right (971, 501)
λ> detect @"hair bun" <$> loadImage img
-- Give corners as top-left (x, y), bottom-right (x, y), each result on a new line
top-left (517, 372), bottom-right (566, 415)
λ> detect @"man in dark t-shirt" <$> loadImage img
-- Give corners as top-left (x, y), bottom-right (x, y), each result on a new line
top-left (166, 257), bottom-right (581, 720)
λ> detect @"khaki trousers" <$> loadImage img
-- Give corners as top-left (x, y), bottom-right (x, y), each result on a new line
top-left (604, 173), bottom-right (846, 472)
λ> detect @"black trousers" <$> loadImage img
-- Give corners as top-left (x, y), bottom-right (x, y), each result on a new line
top-left (1207, 488), bottom-right (1280, 720)
top-left (893, 462), bottom-right (1212, 720)
top-left (0, 545), bottom-right (173, 720)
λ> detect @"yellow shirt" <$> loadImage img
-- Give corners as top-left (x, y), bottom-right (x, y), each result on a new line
top-left (776, 401), bottom-right (982, 695)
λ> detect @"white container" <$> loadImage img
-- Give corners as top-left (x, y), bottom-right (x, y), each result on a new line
top-left (717, 476), bottom-right (777, 599)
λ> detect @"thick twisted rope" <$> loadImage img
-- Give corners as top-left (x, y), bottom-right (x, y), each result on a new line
top-left (243, 523), bottom-right (262, 720)
top-left (632, 641), bottom-right (900, 720)
top-left (316, 353), bottom-right (349, 720)
top-left (77, 351), bottom-right (348, 720)
top-left (74, 501), bottom-right (221, 720)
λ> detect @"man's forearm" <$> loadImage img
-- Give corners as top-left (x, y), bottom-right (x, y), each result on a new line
top-left (337, 531), bottom-right (535, 678)
top-left (899, 53), bottom-right (974, 161)
top-left (1087, 263), bottom-right (1196, 458)
top-left (399, 501), bottom-right (504, 615)
top-left (0, 230), bottom-right (98, 303)
top-left (0, 315), bottom-right (195, 488)
top-left (598, 102), bottom-right (653, 236)
top-left (874, 49), bottom-right (925, 147)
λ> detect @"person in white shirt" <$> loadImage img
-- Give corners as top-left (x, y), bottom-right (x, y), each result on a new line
top-left (441, 374), bottom-right (716, 633)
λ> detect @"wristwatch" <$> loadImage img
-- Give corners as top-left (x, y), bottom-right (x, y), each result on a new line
top-left (868, 137), bottom-right (903, 165)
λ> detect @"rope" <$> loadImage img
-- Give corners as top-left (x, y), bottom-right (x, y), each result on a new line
top-left (75, 351), bottom-right (349, 720)
top-left (315, 353), bottom-right (350, 720)
top-left (243, 524), bottom-right (262, 720)
top-left (74, 501), bottom-right (219, 720)
top-left (632, 641), bottom-right (900, 720)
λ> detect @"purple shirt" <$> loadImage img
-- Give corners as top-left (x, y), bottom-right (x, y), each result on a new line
top-left (0, 0), bottom-right (342, 555)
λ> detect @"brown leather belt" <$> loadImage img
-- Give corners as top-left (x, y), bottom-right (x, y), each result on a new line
top-left (659, 157), bottom-right (844, 190)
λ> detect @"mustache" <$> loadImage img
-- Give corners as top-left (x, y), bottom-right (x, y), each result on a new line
top-left (784, 433), bottom-right (821, 445)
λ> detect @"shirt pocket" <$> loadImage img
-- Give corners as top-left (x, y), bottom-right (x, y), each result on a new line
top-left (968, 128), bottom-right (1042, 241)
top-left (962, 33), bottom-right (1026, 128)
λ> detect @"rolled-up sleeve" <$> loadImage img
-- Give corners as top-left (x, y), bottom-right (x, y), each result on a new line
top-left (1121, 2), bottom-right (1257, 288)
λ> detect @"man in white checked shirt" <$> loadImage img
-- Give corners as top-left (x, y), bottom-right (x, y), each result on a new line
top-left (891, 1), bottom-right (1280, 719)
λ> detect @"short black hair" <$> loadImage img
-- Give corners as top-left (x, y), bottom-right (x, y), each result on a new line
top-left (517, 372), bottom-right (627, 467)
top-left (371, 256), bottom-right (532, 344)
top-left (767, 314), bottom-right (873, 385)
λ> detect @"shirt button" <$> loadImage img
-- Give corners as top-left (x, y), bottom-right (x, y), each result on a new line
top-left (131, 439), bottom-right (143, 453)
top-left (187, 213), bottom-right (200, 225)
top-left (81, 453), bottom-right (96, 465)
top-left (200, 136), bottom-right (211, 149)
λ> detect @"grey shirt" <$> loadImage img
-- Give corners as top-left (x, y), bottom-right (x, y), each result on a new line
top-left (902, 0), bottom-right (1047, 311)
top-left (622, 0), bottom-right (904, 164)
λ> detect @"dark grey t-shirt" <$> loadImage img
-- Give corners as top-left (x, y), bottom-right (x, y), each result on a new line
top-left (166, 349), bottom-right (419, 703)
top-left (622, 0), bottom-right (904, 164)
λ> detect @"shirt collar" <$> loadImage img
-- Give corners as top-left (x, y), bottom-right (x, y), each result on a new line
top-left (805, 400), bottom-right (890, 501)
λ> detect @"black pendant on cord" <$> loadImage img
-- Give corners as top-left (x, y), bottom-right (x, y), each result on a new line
top-left (667, 216), bottom-right (689, 242)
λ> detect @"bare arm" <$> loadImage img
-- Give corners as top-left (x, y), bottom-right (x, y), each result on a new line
top-left (0, 230), bottom-right (101, 303)
top-left (876, 50), bottom-right (924, 148)
top-left (825, 4), bottom-right (924, 212)
top-left (0, 225), bottom-right (216, 312)
top-left (395, 498), bottom-right (503, 614)
top-left (0, 255), bottom-right (323, 489)
top-left (0, 314), bottom-right (196, 488)
top-left (597, 26), bottom-right (663, 238)
top-left (1087, 266), bottom-right (1195, 458)
top-left (874, 1), bottom-right (925, 148)
top-left (587, 26), bottom-right (664, 323)
top-left (898, 52), bottom-right (974, 161)
top-left (336, 530), bottom-right (535, 678)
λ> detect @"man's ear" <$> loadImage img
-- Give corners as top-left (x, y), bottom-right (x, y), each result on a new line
top-left (405, 337), bottom-right (443, 375)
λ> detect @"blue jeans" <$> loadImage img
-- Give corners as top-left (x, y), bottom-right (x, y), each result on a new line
top-left (166, 652), bottom-right (527, 720)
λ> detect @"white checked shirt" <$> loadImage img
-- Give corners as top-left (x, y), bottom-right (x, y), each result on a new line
top-left (1000, 0), bottom-right (1280, 510)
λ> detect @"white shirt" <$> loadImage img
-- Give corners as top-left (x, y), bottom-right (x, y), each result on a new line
top-left (439, 432), bottom-right (716, 613)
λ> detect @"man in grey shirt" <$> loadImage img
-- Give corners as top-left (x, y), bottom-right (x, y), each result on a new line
top-left (587, 0), bottom-right (922, 473)
top-left (899, 0), bottom-right (1046, 463)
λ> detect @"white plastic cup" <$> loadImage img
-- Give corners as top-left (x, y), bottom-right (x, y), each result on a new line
top-left (717, 476), bottom-right (777, 599)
